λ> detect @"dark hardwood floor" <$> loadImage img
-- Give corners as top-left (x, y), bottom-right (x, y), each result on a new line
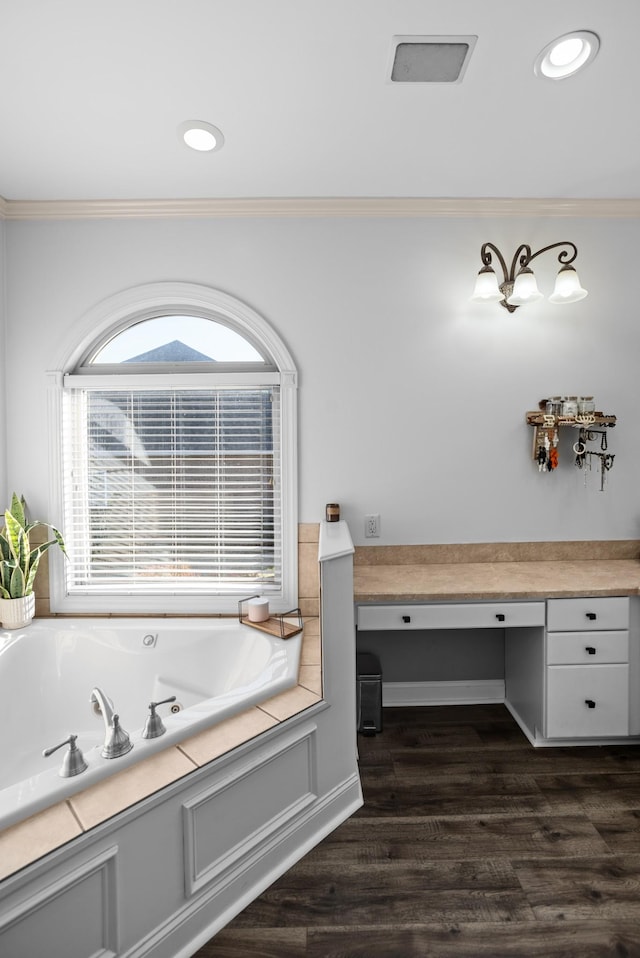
top-left (193, 705), bottom-right (640, 957)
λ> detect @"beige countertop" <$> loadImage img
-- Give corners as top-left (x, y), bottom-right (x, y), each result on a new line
top-left (353, 543), bottom-right (640, 603)
top-left (354, 559), bottom-right (640, 602)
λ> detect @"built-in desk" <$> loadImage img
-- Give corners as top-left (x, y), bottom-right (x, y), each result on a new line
top-left (354, 541), bottom-right (640, 746)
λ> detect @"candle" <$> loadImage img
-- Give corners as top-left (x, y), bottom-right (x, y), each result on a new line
top-left (248, 597), bottom-right (270, 622)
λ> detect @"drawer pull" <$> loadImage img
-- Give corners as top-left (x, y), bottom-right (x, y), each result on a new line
top-left (585, 699), bottom-right (597, 709)
top-left (495, 613), bottom-right (505, 622)
top-left (586, 612), bottom-right (597, 621)
top-left (401, 615), bottom-right (411, 624)
top-left (585, 646), bottom-right (597, 655)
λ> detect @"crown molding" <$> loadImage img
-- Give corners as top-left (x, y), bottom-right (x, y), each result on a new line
top-left (1, 196), bottom-right (640, 220)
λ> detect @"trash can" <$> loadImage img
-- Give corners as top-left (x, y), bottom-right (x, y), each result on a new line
top-left (356, 651), bottom-right (383, 735)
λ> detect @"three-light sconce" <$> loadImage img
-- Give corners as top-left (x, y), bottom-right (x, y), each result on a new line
top-left (470, 241), bottom-right (588, 312)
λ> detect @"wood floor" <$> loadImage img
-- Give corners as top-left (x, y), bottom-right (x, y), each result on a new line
top-left (193, 705), bottom-right (640, 957)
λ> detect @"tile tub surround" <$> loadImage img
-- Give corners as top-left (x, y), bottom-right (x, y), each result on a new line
top-left (0, 524), bottom-right (322, 881)
top-left (354, 540), bottom-right (640, 602)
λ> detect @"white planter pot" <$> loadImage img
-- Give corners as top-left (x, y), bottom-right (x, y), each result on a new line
top-left (0, 593), bottom-right (36, 629)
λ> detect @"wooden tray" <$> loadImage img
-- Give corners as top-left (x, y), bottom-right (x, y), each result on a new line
top-left (238, 596), bottom-right (303, 639)
top-left (239, 615), bottom-right (303, 640)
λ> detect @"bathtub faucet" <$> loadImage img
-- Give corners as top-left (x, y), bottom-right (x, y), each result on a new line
top-left (90, 687), bottom-right (133, 759)
top-left (90, 686), bottom-right (115, 726)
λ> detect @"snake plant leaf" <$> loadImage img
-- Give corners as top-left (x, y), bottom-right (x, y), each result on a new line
top-left (17, 528), bottom-right (29, 575)
top-left (25, 548), bottom-right (43, 594)
top-left (4, 511), bottom-right (24, 564)
top-left (34, 538), bottom-right (64, 557)
top-left (9, 493), bottom-right (26, 529)
top-left (0, 536), bottom-right (10, 562)
top-left (0, 559), bottom-right (16, 592)
top-left (24, 522), bottom-right (68, 557)
top-left (9, 564), bottom-right (26, 598)
top-left (50, 526), bottom-right (68, 557)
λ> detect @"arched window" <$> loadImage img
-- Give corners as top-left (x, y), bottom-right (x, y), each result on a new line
top-left (52, 284), bottom-right (297, 615)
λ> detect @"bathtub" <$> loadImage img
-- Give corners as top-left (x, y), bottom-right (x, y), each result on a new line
top-left (0, 617), bottom-right (301, 831)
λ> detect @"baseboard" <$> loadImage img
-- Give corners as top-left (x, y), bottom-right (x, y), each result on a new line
top-left (383, 679), bottom-right (506, 707)
top-left (504, 700), bottom-right (640, 749)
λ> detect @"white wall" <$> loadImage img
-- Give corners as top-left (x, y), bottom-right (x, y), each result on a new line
top-left (5, 212), bottom-right (640, 546)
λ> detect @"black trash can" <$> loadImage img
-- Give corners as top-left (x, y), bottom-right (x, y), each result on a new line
top-left (356, 651), bottom-right (383, 735)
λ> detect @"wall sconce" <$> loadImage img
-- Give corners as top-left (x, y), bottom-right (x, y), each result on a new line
top-left (470, 241), bottom-right (588, 312)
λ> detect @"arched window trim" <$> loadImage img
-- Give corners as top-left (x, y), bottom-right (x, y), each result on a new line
top-left (47, 283), bottom-right (298, 615)
top-left (60, 282), bottom-right (295, 373)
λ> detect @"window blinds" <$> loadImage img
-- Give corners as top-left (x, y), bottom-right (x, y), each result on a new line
top-left (62, 383), bottom-right (281, 596)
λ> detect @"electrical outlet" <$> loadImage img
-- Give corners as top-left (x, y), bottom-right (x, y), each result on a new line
top-left (365, 513), bottom-right (380, 538)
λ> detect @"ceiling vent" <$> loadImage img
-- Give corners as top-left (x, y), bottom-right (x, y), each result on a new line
top-left (390, 35), bottom-right (477, 83)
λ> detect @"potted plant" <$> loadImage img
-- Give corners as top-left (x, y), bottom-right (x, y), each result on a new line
top-left (0, 492), bottom-right (67, 629)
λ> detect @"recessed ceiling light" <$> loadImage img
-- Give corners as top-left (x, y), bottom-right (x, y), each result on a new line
top-left (178, 120), bottom-right (225, 153)
top-left (534, 31), bottom-right (600, 79)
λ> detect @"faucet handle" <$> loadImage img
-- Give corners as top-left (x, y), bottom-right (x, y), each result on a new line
top-left (43, 734), bottom-right (89, 778)
top-left (142, 696), bottom-right (177, 739)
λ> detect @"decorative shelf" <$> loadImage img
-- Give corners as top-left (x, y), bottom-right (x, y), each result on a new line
top-left (526, 411), bottom-right (616, 427)
top-left (526, 409), bottom-right (617, 482)
top-left (238, 596), bottom-right (303, 640)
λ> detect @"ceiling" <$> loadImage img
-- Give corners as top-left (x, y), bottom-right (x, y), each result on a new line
top-left (1, 0), bottom-right (639, 203)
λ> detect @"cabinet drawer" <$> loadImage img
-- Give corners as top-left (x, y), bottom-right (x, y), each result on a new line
top-left (546, 597), bottom-right (629, 632)
top-left (547, 630), bottom-right (629, 665)
top-left (357, 601), bottom-right (545, 632)
top-left (546, 664), bottom-right (629, 738)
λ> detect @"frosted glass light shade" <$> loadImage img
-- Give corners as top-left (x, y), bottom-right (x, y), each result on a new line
top-left (508, 267), bottom-right (543, 306)
top-left (470, 266), bottom-right (504, 303)
top-left (548, 265), bottom-right (588, 304)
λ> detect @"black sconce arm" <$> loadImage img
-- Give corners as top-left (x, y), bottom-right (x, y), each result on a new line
top-left (481, 240), bottom-right (578, 286)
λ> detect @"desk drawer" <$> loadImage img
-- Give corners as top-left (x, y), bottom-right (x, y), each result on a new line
top-left (547, 630), bottom-right (629, 665)
top-left (357, 601), bottom-right (545, 632)
top-left (546, 664), bottom-right (629, 738)
top-left (546, 597), bottom-right (629, 632)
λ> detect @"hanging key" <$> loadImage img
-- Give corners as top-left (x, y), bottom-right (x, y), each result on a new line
top-left (600, 453), bottom-right (615, 492)
top-left (597, 452), bottom-right (615, 491)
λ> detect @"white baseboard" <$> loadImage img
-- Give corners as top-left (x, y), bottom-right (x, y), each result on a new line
top-left (382, 680), bottom-right (506, 707)
top-left (504, 700), bottom-right (640, 749)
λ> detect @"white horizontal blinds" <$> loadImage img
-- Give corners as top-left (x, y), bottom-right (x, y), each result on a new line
top-left (62, 385), bottom-right (281, 595)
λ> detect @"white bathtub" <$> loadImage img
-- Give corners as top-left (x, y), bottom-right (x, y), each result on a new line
top-left (0, 617), bottom-right (301, 831)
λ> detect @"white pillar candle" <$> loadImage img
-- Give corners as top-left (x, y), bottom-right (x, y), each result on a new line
top-left (248, 597), bottom-right (270, 622)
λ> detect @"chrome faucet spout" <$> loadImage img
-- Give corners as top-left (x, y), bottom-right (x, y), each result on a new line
top-left (90, 687), bottom-right (115, 728)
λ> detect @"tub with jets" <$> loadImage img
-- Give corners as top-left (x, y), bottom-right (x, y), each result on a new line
top-left (0, 617), bottom-right (301, 830)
